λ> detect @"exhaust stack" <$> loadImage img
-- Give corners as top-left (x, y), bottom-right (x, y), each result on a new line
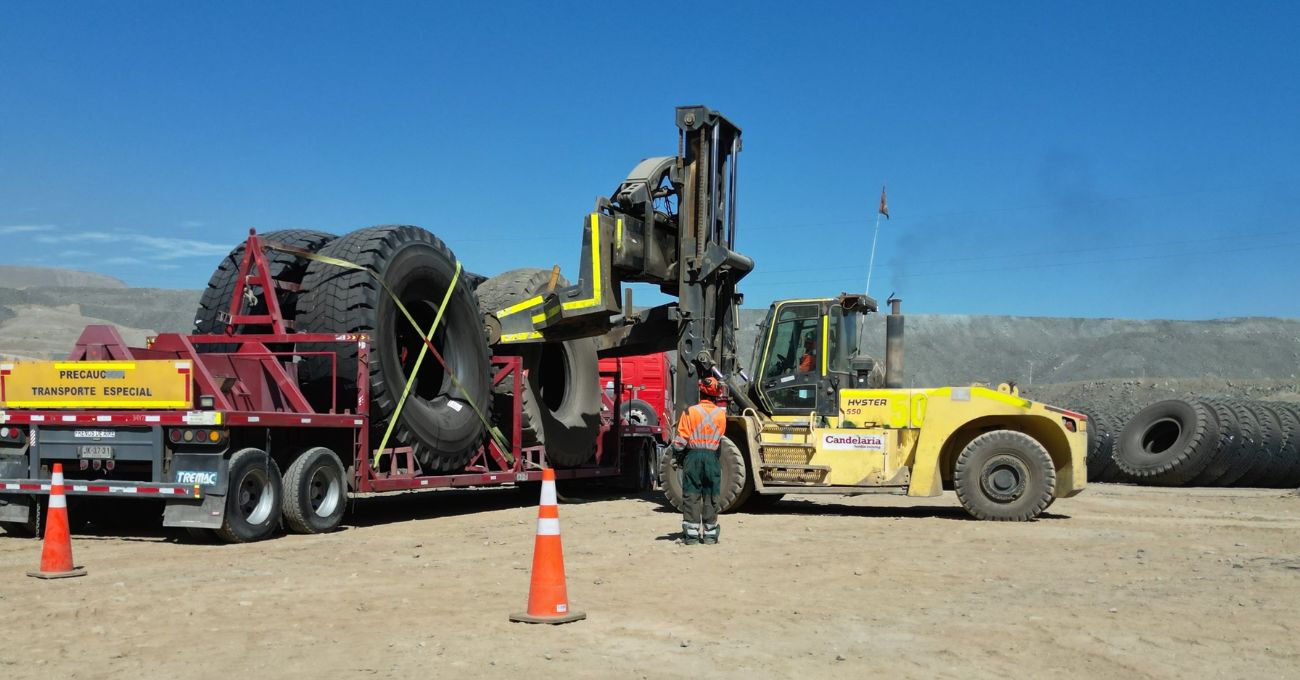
top-left (885, 297), bottom-right (904, 389)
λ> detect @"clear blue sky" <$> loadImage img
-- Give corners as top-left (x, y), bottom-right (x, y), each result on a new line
top-left (2, 1), bottom-right (1297, 320)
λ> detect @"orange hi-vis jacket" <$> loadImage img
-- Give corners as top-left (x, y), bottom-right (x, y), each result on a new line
top-left (672, 399), bottom-right (727, 452)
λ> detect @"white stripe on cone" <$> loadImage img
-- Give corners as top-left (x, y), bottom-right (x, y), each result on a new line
top-left (540, 480), bottom-right (557, 506)
top-left (536, 518), bottom-right (560, 536)
top-left (49, 469), bottom-right (67, 509)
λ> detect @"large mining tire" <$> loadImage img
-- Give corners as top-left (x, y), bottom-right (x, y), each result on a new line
top-left (1216, 400), bottom-right (1264, 487)
top-left (1114, 400), bottom-right (1218, 484)
top-left (193, 229), bottom-right (336, 343)
top-left (953, 429), bottom-right (1056, 521)
top-left (296, 226), bottom-right (492, 472)
top-left (1083, 411), bottom-right (1112, 482)
top-left (659, 437), bottom-right (750, 514)
top-left (1088, 411), bottom-right (1124, 483)
top-left (1275, 403), bottom-right (1300, 487)
top-left (1189, 400), bottom-right (1245, 487)
top-left (1245, 402), bottom-right (1289, 487)
top-left (476, 268), bottom-right (601, 467)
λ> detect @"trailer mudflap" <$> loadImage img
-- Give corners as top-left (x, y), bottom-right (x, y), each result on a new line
top-left (0, 493), bottom-right (33, 524)
top-left (163, 493), bottom-right (225, 529)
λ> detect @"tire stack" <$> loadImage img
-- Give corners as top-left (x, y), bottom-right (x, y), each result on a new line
top-left (1112, 398), bottom-right (1300, 488)
top-left (1067, 403), bottom-right (1138, 483)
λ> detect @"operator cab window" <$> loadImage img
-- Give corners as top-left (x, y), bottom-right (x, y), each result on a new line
top-left (762, 303), bottom-right (820, 411)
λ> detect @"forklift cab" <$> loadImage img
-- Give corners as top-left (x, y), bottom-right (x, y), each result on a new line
top-left (753, 295), bottom-right (876, 418)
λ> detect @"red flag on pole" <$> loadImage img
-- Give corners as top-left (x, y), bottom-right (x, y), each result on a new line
top-left (878, 185), bottom-right (890, 219)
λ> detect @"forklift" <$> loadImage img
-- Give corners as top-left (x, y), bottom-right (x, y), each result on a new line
top-left (483, 105), bottom-right (1086, 520)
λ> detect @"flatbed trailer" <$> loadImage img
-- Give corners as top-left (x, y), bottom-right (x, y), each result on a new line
top-left (0, 240), bottom-right (659, 542)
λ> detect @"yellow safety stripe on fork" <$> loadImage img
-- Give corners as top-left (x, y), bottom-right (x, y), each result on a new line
top-left (560, 213), bottom-right (603, 311)
top-left (266, 245), bottom-right (512, 465)
top-left (496, 295), bottom-right (545, 319)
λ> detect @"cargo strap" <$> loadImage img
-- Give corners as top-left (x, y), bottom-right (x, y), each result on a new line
top-left (266, 245), bottom-right (510, 466)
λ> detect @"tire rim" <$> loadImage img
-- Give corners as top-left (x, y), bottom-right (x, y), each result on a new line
top-left (237, 467), bottom-right (274, 525)
top-left (627, 408), bottom-right (649, 426)
top-left (980, 453), bottom-right (1028, 503)
top-left (1141, 417), bottom-right (1182, 456)
top-left (308, 465), bottom-right (342, 518)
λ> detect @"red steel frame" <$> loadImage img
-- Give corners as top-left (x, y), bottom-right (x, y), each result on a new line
top-left (0, 230), bottom-right (657, 499)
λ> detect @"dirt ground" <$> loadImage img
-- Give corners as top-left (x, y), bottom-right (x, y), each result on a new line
top-left (2, 484), bottom-right (1299, 679)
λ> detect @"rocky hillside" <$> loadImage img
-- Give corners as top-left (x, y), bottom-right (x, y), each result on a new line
top-left (736, 310), bottom-right (1300, 386)
top-left (0, 265), bottom-right (126, 289)
top-left (0, 269), bottom-right (1297, 393)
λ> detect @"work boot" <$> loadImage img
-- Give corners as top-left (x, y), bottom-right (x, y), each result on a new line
top-left (681, 522), bottom-right (701, 546)
top-left (702, 523), bottom-right (720, 545)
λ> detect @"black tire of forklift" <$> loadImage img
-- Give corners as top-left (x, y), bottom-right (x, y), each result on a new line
top-left (476, 268), bottom-right (601, 467)
top-left (953, 430), bottom-right (1056, 521)
top-left (658, 437), bottom-right (750, 514)
top-left (0, 497), bottom-right (43, 538)
top-left (216, 448), bottom-right (284, 543)
top-left (282, 447), bottom-right (348, 534)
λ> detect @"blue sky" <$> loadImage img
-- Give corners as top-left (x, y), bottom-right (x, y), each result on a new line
top-left (1, 1), bottom-right (1297, 320)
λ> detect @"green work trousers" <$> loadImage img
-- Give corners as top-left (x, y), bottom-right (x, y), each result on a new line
top-left (681, 448), bottom-right (721, 527)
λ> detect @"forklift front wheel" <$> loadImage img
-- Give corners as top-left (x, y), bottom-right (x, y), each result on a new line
top-left (953, 430), bottom-right (1056, 521)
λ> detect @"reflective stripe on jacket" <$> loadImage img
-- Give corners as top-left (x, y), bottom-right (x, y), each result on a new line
top-left (672, 401), bottom-right (727, 451)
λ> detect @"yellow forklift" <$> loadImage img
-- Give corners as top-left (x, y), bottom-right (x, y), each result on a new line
top-left (484, 105), bottom-right (1086, 520)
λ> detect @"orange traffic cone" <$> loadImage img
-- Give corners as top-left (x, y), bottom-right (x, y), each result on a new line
top-left (27, 463), bottom-right (86, 580)
top-left (510, 468), bottom-right (585, 624)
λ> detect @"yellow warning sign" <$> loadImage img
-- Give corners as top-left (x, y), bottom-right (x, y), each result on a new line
top-left (0, 360), bottom-right (193, 409)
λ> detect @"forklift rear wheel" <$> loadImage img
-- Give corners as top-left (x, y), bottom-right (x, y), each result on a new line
top-left (217, 448), bottom-right (283, 543)
top-left (658, 437), bottom-right (750, 514)
top-left (282, 447), bottom-right (348, 534)
top-left (953, 430), bottom-right (1056, 521)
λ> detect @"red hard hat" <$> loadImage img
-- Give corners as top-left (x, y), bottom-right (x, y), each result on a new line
top-left (699, 377), bottom-right (724, 397)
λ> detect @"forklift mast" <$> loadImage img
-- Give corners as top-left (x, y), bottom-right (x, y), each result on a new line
top-left (492, 105), bottom-right (754, 411)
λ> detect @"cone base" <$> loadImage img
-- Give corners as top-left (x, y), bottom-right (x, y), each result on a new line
top-left (509, 609), bottom-right (586, 625)
top-left (27, 566), bottom-right (87, 580)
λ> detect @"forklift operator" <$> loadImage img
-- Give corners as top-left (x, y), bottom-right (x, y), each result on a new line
top-left (798, 334), bottom-right (817, 373)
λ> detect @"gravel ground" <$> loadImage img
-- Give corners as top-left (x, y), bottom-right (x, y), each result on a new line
top-left (3, 485), bottom-right (1299, 679)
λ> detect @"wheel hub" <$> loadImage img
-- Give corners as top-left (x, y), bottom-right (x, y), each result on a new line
top-left (980, 454), bottom-right (1028, 503)
top-left (237, 469), bottom-right (273, 524)
top-left (308, 466), bottom-right (341, 518)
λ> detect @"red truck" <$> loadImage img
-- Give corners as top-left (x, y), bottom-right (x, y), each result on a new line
top-left (599, 353), bottom-right (673, 443)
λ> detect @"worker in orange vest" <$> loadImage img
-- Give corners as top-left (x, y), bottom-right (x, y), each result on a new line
top-left (798, 333), bottom-right (817, 373)
top-left (671, 376), bottom-right (728, 545)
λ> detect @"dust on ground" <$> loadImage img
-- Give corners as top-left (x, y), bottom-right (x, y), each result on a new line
top-left (3, 485), bottom-right (1299, 679)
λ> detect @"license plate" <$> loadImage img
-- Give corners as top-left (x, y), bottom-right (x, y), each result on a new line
top-left (79, 445), bottom-right (114, 459)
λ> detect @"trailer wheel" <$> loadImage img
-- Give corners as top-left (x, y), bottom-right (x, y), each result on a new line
top-left (954, 430), bottom-right (1056, 521)
top-left (217, 448), bottom-right (283, 543)
top-left (282, 447), bottom-right (348, 534)
top-left (658, 437), bottom-right (750, 514)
